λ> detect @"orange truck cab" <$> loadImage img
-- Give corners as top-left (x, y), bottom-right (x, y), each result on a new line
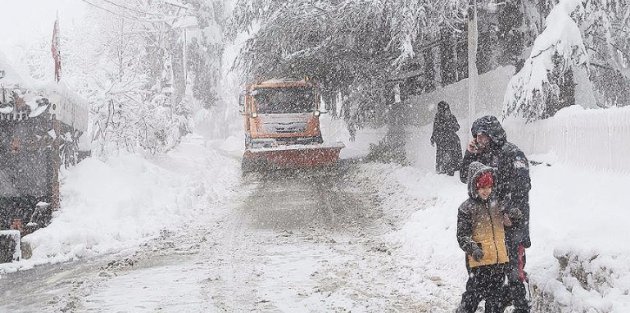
top-left (239, 78), bottom-right (343, 171)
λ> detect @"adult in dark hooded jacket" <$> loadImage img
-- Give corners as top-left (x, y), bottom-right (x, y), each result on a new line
top-left (460, 115), bottom-right (531, 313)
top-left (430, 101), bottom-right (462, 176)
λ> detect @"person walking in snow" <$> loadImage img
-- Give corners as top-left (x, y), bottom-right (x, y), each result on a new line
top-left (430, 101), bottom-right (462, 176)
top-left (460, 115), bottom-right (531, 313)
top-left (456, 162), bottom-right (509, 313)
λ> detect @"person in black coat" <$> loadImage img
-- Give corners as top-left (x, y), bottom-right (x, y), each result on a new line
top-left (460, 115), bottom-right (531, 313)
top-left (430, 101), bottom-right (462, 176)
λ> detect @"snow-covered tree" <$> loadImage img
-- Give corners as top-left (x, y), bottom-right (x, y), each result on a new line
top-left (183, 0), bottom-right (226, 109)
top-left (63, 0), bottom-right (226, 156)
top-left (579, 0), bottom-right (630, 107)
top-left (229, 0), bottom-right (466, 126)
top-left (504, 0), bottom-right (630, 121)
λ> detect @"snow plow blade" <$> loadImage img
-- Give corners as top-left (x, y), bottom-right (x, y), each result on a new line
top-left (242, 142), bottom-right (344, 171)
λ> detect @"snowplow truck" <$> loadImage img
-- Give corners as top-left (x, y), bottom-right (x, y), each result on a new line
top-left (240, 79), bottom-right (344, 171)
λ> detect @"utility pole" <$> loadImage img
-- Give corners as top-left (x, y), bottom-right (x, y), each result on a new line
top-left (467, 0), bottom-right (479, 123)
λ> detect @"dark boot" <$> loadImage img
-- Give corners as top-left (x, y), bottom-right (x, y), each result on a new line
top-left (509, 282), bottom-right (530, 313)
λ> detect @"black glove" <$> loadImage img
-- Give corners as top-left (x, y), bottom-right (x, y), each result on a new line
top-left (508, 208), bottom-right (524, 221)
top-left (472, 247), bottom-right (484, 261)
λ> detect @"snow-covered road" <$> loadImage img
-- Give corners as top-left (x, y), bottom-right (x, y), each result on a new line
top-left (0, 158), bottom-right (455, 312)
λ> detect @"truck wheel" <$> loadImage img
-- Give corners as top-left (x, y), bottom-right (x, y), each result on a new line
top-left (241, 158), bottom-right (254, 174)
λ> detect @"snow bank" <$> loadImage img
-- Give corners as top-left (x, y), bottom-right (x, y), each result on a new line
top-left (363, 163), bottom-right (466, 284)
top-left (26, 155), bottom-right (188, 264)
top-left (319, 114), bottom-right (387, 159)
top-left (0, 134), bottom-right (240, 274)
top-left (526, 162), bottom-right (630, 313)
top-left (370, 157), bottom-right (630, 312)
top-left (399, 101), bottom-right (630, 311)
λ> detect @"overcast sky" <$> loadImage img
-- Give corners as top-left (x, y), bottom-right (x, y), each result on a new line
top-left (0, 0), bottom-right (86, 51)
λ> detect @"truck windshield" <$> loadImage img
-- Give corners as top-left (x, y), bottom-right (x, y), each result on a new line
top-left (253, 87), bottom-right (315, 114)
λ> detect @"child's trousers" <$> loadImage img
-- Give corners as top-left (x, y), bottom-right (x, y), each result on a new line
top-left (456, 264), bottom-right (508, 313)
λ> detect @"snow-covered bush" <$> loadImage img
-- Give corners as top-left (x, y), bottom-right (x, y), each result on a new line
top-left (532, 248), bottom-right (628, 313)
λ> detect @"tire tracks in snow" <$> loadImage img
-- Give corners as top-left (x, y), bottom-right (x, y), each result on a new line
top-left (0, 160), bottom-right (462, 312)
top-left (200, 164), bottom-right (445, 312)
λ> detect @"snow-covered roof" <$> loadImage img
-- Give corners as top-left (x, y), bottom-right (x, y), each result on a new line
top-left (0, 52), bottom-right (88, 132)
top-left (45, 80), bottom-right (89, 132)
top-left (0, 51), bottom-right (34, 89)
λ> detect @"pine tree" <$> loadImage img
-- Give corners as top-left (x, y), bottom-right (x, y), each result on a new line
top-left (578, 0), bottom-right (630, 107)
top-left (504, 0), bottom-right (629, 120)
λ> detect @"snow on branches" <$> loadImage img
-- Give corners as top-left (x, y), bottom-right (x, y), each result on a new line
top-left (504, 0), bottom-right (589, 121)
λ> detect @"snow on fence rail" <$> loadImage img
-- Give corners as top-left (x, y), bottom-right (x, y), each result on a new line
top-left (504, 106), bottom-right (630, 173)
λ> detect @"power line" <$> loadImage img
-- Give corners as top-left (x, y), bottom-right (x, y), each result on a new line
top-left (96, 0), bottom-right (161, 17)
top-left (82, 0), bottom-right (186, 26)
top-left (80, 0), bottom-right (150, 22)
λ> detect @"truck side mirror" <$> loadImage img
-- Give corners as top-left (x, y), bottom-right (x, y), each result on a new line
top-left (238, 94), bottom-right (245, 114)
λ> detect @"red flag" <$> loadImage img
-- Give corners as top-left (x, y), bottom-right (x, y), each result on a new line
top-left (51, 17), bottom-right (61, 82)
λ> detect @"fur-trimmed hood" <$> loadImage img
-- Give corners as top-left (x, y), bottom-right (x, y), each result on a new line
top-left (466, 161), bottom-right (495, 199)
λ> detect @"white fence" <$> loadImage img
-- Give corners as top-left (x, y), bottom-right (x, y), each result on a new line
top-left (504, 106), bottom-right (630, 173)
top-left (401, 63), bottom-right (628, 173)
top-left (406, 106), bottom-right (630, 174)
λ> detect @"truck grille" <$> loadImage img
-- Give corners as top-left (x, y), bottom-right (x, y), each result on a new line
top-left (263, 122), bottom-right (307, 133)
